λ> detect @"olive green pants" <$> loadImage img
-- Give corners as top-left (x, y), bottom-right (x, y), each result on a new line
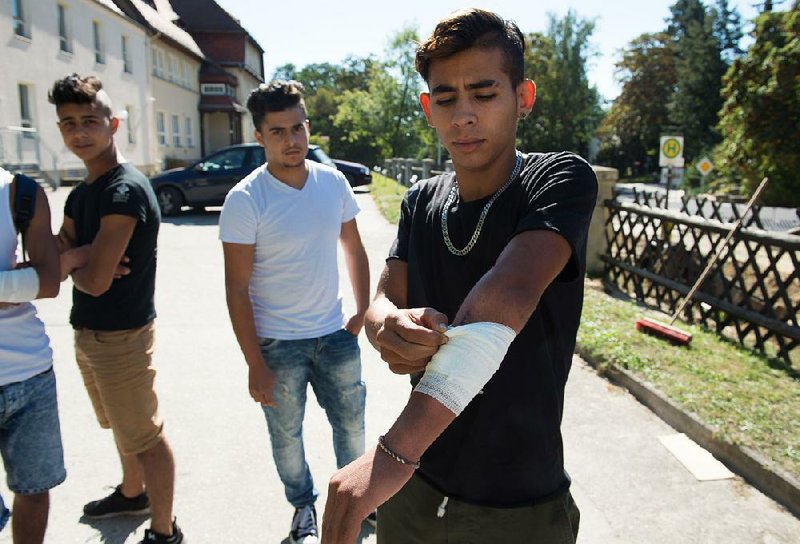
top-left (377, 473), bottom-right (580, 544)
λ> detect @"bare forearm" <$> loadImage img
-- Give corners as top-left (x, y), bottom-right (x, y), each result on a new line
top-left (382, 392), bottom-right (456, 461)
top-left (345, 246), bottom-right (370, 314)
top-left (226, 289), bottom-right (264, 369)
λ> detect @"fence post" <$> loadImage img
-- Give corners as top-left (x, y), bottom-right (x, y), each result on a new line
top-left (403, 159), bottom-right (413, 187)
top-left (422, 158), bottom-right (433, 180)
top-left (587, 166), bottom-right (618, 276)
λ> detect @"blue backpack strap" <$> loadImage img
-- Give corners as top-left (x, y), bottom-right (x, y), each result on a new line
top-left (13, 173), bottom-right (37, 257)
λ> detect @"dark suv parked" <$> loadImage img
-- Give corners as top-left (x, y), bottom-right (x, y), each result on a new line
top-left (150, 143), bottom-right (371, 216)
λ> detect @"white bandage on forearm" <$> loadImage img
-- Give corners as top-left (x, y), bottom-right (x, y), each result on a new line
top-left (0, 267), bottom-right (40, 303)
top-left (414, 322), bottom-right (516, 415)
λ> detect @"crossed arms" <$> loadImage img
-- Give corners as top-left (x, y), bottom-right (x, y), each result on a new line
top-left (322, 228), bottom-right (573, 542)
top-left (56, 214), bottom-right (134, 296)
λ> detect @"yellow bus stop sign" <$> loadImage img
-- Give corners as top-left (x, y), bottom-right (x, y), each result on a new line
top-left (659, 136), bottom-right (684, 167)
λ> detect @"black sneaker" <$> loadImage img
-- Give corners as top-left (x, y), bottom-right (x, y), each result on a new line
top-left (290, 505), bottom-right (319, 544)
top-left (83, 485), bottom-right (150, 518)
top-left (140, 519), bottom-right (184, 543)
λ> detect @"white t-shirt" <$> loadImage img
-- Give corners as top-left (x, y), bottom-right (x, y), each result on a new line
top-left (219, 160), bottom-right (360, 340)
top-left (0, 168), bottom-right (53, 385)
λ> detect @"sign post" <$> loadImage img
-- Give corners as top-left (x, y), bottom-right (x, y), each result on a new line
top-left (659, 135), bottom-right (685, 206)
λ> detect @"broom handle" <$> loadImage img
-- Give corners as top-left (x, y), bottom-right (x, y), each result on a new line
top-left (668, 177), bottom-right (769, 326)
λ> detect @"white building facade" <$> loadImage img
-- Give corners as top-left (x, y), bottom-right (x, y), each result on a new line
top-left (1, 0), bottom-right (154, 182)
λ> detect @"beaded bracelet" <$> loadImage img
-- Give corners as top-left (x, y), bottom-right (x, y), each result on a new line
top-left (378, 435), bottom-right (420, 470)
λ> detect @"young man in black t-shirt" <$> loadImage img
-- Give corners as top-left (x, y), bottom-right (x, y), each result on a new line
top-left (51, 74), bottom-right (183, 544)
top-left (323, 9), bottom-right (597, 543)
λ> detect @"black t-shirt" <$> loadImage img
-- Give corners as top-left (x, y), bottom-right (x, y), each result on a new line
top-left (389, 151), bottom-right (598, 507)
top-left (65, 163), bottom-right (160, 330)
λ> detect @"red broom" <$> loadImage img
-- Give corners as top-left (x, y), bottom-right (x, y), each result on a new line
top-left (635, 177), bottom-right (769, 345)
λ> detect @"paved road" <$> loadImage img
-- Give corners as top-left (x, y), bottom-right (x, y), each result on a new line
top-left (1, 186), bottom-right (797, 543)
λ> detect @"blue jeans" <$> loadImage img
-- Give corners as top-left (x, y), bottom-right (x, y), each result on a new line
top-left (259, 328), bottom-right (366, 508)
top-left (0, 368), bottom-right (66, 530)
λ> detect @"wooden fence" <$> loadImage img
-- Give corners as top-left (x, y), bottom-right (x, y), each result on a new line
top-left (603, 195), bottom-right (800, 365)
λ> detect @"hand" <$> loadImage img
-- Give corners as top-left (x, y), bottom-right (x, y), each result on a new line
top-left (113, 256), bottom-right (131, 279)
top-left (374, 308), bottom-right (449, 374)
top-left (344, 312), bottom-right (365, 336)
top-left (248, 363), bottom-right (276, 407)
top-left (59, 245), bottom-right (90, 281)
top-left (322, 447), bottom-right (415, 543)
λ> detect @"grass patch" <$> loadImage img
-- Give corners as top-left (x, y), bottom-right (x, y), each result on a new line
top-left (578, 282), bottom-right (800, 479)
top-left (369, 174), bottom-right (800, 480)
top-left (370, 172), bottom-right (407, 225)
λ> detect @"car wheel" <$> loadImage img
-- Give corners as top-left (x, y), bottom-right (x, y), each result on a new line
top-left (157, 186), bottom-right (183, 216)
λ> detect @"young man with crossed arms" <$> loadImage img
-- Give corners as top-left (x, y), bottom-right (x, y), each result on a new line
top-left (324, 8), bottom-right (598, 543)
top-left (51, 74), bottom-right (183, 543)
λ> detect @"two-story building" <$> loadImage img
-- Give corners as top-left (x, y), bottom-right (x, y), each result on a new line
top-left (169, 0), bottom-right (265, 155)
top-left (1, 0), bottom-right (152, 183)
top-left (0, 0), bottom-right (265, 184)
top-left (110, 0), bottom-right (205, 169)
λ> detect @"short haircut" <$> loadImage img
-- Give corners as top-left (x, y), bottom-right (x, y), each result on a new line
top-left (415, 8), bottom-right (526, 86)
top-left (247, 80), bottom-right (307, 130)
top-left (48, 73), bottom-right (113, 117)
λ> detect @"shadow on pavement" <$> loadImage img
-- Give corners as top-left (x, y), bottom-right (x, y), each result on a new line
top-left (79, 514), bottom-right (149, 543)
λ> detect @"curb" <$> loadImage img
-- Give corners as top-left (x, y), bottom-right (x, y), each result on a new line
top-left (575, 348), bottom-right (800, 519)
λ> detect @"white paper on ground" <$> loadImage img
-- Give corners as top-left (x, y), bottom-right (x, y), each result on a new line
top-left (658, 433), bottom-right (735, 481)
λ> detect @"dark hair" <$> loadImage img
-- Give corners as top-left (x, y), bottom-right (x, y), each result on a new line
top-left (48, 73), bottom-right (113, 116)
top-left (247, 80), bottom-right (307, 130)
top-left (415, 8), bottom-right (526, 86)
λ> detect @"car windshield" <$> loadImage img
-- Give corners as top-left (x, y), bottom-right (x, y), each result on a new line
top-left (308, 147), bottom-right (335, 167)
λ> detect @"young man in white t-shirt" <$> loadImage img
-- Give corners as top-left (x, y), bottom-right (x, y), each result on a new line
top-left (219, 80), bottom-right (370, 544)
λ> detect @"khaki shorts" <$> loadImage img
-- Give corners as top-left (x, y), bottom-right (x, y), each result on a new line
top-left (378, 473), bottom-right (580, 544)
top-left (74, 322), bottom-right (163, 456)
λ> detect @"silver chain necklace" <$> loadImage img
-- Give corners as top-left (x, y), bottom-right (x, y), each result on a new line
top-left (441, 151), bottom-right (523, 256)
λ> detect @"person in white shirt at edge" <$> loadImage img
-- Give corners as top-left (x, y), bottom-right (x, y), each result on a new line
top-left (0, 167), bottom-right (64, 544)
top-left (219, 80), bottom-right (370, 544)
top-left (322, 8), bottom-right (598, 544)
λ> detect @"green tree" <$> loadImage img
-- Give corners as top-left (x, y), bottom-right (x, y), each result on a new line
top-left (518, 10), bottom-right (602, 158)
top-left (716, 3), bottom-right (800, 205)
top-left (332, 27), bottom-right (433, 165)
top-left (596, 33), bottom-right (677, 175)
top-left (666, 0), bottom-right (743, 160)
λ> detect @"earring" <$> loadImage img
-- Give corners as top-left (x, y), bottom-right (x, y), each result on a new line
top-left (519, 111), bottom-right (529, 120)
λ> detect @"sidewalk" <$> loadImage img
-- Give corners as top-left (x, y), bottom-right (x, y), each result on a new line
top-left (0, 186), bottom-right (797, 542)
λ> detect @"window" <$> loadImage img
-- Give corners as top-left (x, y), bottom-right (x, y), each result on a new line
top-left (57, 4), bottom-right (71, 53)
top-left (201, 83), bottom-right (226, 95)
top-left (122, 35), bottom-right (131, 73)
top-left (199, 148), bottom-right (248, 171)
top-left (156, 112), bottom-right (166, 146)
top-left (92, 21), bottom-right (105, 64)
top-left (184, 117), bottom-right (193, 147)
top-left (18, 84), bottom-right (34, 139)
top-left (152, 47), bottom-right (165, 78)
top-left (171, 115), bottom-right (181, 147)
top-left (12, 0), bottom-right (29, 38)
top-left (126, 105), bottom-right (135, 144)
top-left (167, 55), bottom-right (176, 82)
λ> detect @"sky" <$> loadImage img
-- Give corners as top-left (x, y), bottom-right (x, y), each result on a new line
top-left (214, 0), bottom-right (762, 101)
